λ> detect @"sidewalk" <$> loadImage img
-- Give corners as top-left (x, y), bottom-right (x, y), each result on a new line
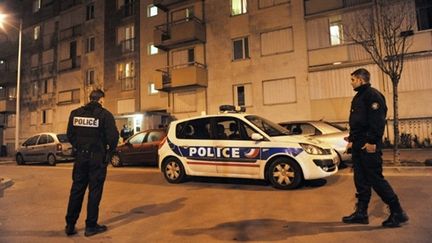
top-left (382, 148), bottom-right (432, 166)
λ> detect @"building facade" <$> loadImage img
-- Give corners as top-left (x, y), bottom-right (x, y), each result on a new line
top-left (1, 0), bottom-right (431, 154)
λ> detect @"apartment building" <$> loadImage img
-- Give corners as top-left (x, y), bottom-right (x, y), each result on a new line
top-left (1, 0), bottom-right (431, 154)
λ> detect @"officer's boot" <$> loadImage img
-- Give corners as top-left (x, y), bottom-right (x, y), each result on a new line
top-left (342, 201), bottom-right (369, 224)
top-left (382, 197), bottom-right (409, 228)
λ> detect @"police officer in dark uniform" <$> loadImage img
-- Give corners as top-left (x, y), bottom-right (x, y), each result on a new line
top-left (65, 89), bottom-right (119, 236)
top-left (342, 68), bottom-right (408, 227)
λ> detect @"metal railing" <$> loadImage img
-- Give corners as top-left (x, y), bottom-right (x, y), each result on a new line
top-left (59, 25), bottom-right (82, 41)
top-left (156, 61), bottom-right (207, 87)
top-left (155, 16), bottom-right (204, 37)
top-left (120, 38), bottom-right (135, 53)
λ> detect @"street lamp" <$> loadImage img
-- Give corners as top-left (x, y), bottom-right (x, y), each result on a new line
top-left (0, 13), bottom-right (22, 152)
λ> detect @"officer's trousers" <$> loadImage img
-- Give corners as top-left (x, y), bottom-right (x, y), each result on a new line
top-left (352, 148), bottom-right (397, 205)
top-left (65, 151), bottom-right (107, 227)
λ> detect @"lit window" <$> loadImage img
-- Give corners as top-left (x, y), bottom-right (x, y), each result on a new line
top-left (34, 25), bottom-right (40, 40)
top-left (329, 16), bottom-right (343, 46)
top-left (231, 0), bottom-right (247, 16)
top-left (148, 43), bottom-right (158, 55)
top-left (233, 37), bottom-right (249, 60)
top-left (33, 0), bottom-right (41, 13)
top-left (147, 4), bottom-right (158, 17)
top-left (149, 83), bottom-right (159, 94)
top-left (117, 61), bottom-right (135, 79)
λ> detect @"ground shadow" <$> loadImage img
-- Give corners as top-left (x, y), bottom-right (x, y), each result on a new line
top-left (175, 218), bottom-right (384, 241)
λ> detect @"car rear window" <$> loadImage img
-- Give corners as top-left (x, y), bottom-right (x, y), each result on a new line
top-left (57, 134), bottom-right (69, 143)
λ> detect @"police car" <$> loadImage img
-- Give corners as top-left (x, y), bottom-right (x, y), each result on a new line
top-left (158, 106), bottom-right (339, 189)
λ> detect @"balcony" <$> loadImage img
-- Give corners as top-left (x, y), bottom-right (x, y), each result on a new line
top-left (118, 3), bottom-right (135, 18)
top-left (59, 24), bottom-right (82, 41)
top-left (154, 17), bottom-right (206, 51)
top-left (153, 0), bottom-right (189, 12)
top-left (120, 77), bottom-right (136, 91)
top-left (30, 62), bottom-right (55, 80)
top-left (304, 0), bottom-right (372, 16)
top-left (59, 57), bottom-right (81, 72)
top-left (0, 71), bottom-right (17, 85)
top-left (119, 38), bottom-right (135, 54)
top-left (0, 99), bottom-right (16, 113)
top-left (61, 0), bottom-right (82, 11)
top-left (155, 62), bottom-right (207, 91)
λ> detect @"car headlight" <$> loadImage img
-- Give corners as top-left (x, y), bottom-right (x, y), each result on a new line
top-left (299, 143), bottom-right (331, 155)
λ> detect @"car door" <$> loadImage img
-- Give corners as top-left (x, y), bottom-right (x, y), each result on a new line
top-left (174, 117), bottom-right (217, 174)
top-left (213, 117), bottom-right (264, 177)
top-left (21, 135), bottom-right (40, 162)
top-left (34, 134), bottom-right (49, 162)
top-left (121, 132), bottom-right (147, 163)
top-left (139, 130), bottom-right (165, 164)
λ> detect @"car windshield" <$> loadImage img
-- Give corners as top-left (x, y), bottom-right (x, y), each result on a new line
top-left (245, 115), bottom-right (290, 137)
top-left (57, 134), bottom-right (69, 143)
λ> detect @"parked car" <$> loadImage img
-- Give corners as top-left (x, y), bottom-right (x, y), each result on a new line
top-left (278, 121), bottom-right (351, 162)
top-left (111, 129), bottom-right (167, 167)
top-left (15, 133), bottom-right (74, 166)
top-left (158, 106), bottom-right (339, 190)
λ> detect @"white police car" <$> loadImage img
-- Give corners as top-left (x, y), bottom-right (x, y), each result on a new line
top-left (158, 106), bottom-right (339, 189)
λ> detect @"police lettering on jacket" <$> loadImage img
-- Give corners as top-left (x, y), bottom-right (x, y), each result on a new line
top-left (73, 116), bottom-right (99, 128)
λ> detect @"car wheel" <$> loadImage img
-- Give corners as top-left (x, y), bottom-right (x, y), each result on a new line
top-left (16, 154), bottom-right (25, 165)
top-left (111, 153), bottom-right (122, 167)
top-left (268, 157), bottom-right (303, 190)
top-left (47, 154), bottom-right (56, 166)
top-left (162, 157), bottom-right (186, 184)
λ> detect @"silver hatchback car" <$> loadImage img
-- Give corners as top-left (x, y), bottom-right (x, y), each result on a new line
top-left (16, 133), bottom-right (74, 166)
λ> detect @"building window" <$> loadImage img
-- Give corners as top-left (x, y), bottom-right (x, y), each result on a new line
top-left (41, 109), bottom-right (53, 124)
top-left (329, 15), bottom-right (343, 46)
top-left (148, 43), bottom-right (158, 55)
top-left (231, 0), bottom-right (247, 16)
top-left (416, 0), bottom-right (432, 31)
top-left (86, 69), bottom-right (95, 85)
top-left (34, 25), bottom-right (40, 40)
top-left (86, 3), bottom-right (95, 20)
top-left (233, 83), bottom-right (252, 107)
top-left (233, 37), bottom-right (249, 60)
top-left (147, 4), bottom-right (158, 17)
top-left (263, 78), bottom-right (296, 105)
top-left (117, 61), bottom-right (134, 79)
top-left (148, 83), bottom-right (159, 95)
top-left (8, 87), bottom-right (16, 99)
top-left (41, 79), bottom-right (53, 94)
top-left (86, 36), bottom-right (95, 53)
top-left (33, 0), bottom-right (41, 13)
top-left (260, 27), bottom-right (293, 56)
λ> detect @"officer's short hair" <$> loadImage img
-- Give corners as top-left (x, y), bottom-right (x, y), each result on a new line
top-left (351, 68), bottom-right (370, 83)
top-left (89, 89), bottom-right (105, 102)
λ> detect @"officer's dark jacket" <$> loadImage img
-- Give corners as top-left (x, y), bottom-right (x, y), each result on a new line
top-left (67, 101), bottom-right (119, 153)
top-left (348, 83), bottom-right (387, 145)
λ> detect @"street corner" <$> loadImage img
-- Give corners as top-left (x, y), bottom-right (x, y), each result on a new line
top-left (0, 177), bottom-right (14, 197)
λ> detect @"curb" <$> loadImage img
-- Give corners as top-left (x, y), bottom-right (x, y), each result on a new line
top-left (0, 178), bottom-right (14, 197)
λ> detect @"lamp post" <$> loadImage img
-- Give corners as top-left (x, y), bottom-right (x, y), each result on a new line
top-left (0, 13), bottom-right (22, 152)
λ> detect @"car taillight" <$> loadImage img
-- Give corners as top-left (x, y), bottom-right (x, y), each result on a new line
top-left (56, 143), bottom-right (62, 151)
top-left (158, 136), bottom-right (167, 149)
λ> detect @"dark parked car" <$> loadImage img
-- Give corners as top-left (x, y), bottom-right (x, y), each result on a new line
top-left (279, 121), bottom-right (351, 162)
top-left (15, 132), bottom-right (74, 166)
top-left (111, 129), bottom-right (166, 167)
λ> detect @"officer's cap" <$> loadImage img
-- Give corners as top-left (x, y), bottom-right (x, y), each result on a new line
top-left (89, 89), bottom-right (105, 101)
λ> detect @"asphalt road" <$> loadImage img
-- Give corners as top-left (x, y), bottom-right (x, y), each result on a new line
top-left (0, 163), bottom-right (431, 243)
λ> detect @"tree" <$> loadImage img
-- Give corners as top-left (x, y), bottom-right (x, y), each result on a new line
top-left (344, 0), bottom-right (415, 164)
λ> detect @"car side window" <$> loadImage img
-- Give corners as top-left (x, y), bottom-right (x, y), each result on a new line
top-left (129, 132), bottom-right (146, 144)
top-left (38, 134), bottom-right (48, 145)
top-left (146, 131), bottom-right (163, 143)
top-left (47, 135), bottom-right (55, 143)
top-left (23, 135), bottom-right (39, 146)
top-left (300, 124), bottom-right (317, 135)
top-left (214, 117), bottom-right (256, 140)
top-left (176, 118), bottom-right (211, 139)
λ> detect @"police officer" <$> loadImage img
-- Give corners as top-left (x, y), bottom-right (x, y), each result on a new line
top-left (342, 68), bottom-right (408, 227)
top-left (65, 89), bottom-right (119, 236)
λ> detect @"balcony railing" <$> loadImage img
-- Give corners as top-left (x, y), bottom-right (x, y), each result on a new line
top-left (0, 99), bottom-right (16, 113)
top-left (59, 57), bottom-right (81, 72)
top-left (120, 38), bottom-right (135, 53)
top-left (59, 24), bottom-right (82, 41)
top-left (119, 76), bottom-right (136, 91)
top-left (154, 16), bottom-right (206, 50)
top-left (155, 62), bottom-right (207, 91)
top-left (153, 0), bottom-right (188, 12)
top-left (304, 0), bottom-right (372, 16)
top-left (30, 62), bottom-right (55, 79)
top-left (119, 3), bottom-right (135, 18)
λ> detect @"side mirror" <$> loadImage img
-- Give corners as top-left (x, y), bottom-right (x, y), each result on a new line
top-left (251, 133), bottom-right (264, 141)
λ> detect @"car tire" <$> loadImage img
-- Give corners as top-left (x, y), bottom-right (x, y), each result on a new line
top-left (267, 157), bottom-right (303, 190)
top-left (47, 154), bottom-right (56, 166)
top-left (162, 157), bottom-right (186, 184)
top-left (16, 154), bottom-right (25, 165)
top-left (111, 153), bottom-right (122, 167)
